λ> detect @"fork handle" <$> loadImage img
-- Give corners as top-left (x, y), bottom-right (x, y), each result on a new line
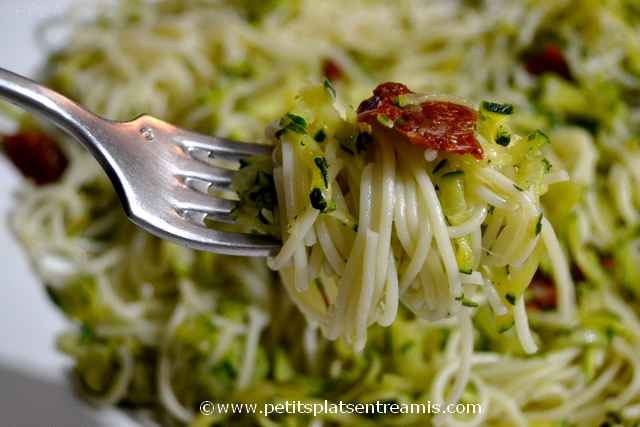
top-left (0, 67), bottom-right (113, 161)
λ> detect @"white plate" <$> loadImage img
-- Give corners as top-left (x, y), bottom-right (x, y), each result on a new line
top-left (0, 2), bottom-right (139, 426)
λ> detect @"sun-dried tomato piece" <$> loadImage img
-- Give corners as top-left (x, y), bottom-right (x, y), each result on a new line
top-left (322, 58), bottom-right (344, 81)
top-left (3, 131), bottom-right (68, 185)
top-left (526, 273), bottom-right (557, 311)
top-left (524, 43), bottom-right (573, 81)
top-left (601, 256), bottom-right (615, 271)
top-left (357, 82), bottom-right (482, 159)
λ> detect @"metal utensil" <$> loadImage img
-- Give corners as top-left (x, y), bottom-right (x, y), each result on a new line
top-left (0, 67), bottom-right (280, 256)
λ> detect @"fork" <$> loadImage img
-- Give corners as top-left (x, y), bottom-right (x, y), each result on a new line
top-left (0, 67), bottom-right (280, 256)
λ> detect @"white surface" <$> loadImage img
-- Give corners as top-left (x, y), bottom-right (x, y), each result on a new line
top-left (0, 2), bottom-right (137, 426)
top-left (0, 0), bottom-right (69, 374)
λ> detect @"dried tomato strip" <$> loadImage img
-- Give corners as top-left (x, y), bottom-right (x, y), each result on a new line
top-left (322, 58), bottom-right (344, 82)
top-left (3, 131), bottom-right (68, 185)
top-left (526, 273), bottom-right (557, 311)
top-left (524, 43), bottom-right (573, 81)
top-left (356, 82), bottom-right (482, 159)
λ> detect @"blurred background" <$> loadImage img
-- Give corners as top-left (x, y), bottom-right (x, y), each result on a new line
top-left (0, 1), bottom-right (135, 425)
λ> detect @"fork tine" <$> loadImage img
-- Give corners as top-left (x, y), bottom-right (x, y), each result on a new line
top-left (184, 209), bottom-right (237, 226)
top-left (143, 213), bottom-right (280, 257)
top-left (172, 190), bottom-right (236, 216)
top-left (173, 158), bottom-right (235, 188)
top-left (176, 129), bottom-right (272, 161)
top-left (179, 223), bottom-right (280, 257)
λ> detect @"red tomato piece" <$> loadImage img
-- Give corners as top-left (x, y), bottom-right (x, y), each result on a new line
top-left (526, 273), bottom-right (557, 311)
top-left (3, 131), bottom-right (68, 185)
top-left (525, 43), bottom-right (573, 81)
top-left (601, 256), bottom-right (615, 270)
top-left (357, 82), bottom-right (482, 159)
top-left (322, 58), bottom-right (344, 81)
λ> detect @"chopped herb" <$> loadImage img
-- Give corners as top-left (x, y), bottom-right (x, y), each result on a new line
top-left (314, 157), bottom-right (329, 188)
top-left (605, 326), bottom-right (616, 341)
top-left (542, 158), bottom-right (552, 173)
top-left (432, 159), bottom-right (448, 174)
top-left (314, 129), bottom-right (327, 142)
top-left (496, 134), bottom-right (511, 147)
top-left (287, 113), bottom-right (307, 128)
top-left (527, 129), bottom-right (550, 143)
top-left (79, 324), bottom-right (94, 344)
top-left (514, 184), bottom-right (524, 191)
top-left (309, 188), bottom-right (327, 211)
top-left (495, 128), bottom-right (511, 146)
top-left (462, 298), bottom-right (479, 308)
top-left (281, 113), bottom-right (307, 134)
top-left (211, 360), bottom-right (237, 380)
top-left (535, 213), bottom-right (543, 235)
top-left (394, 117), bottom-right (406, 126)
top-left (481, 101), bottom-right (514, 115)
top-left (376, 114), bottom-right (394, 128)
top-left (246, 171), bottom-right (276, 211)
top-left (505, 293), bottom-right (516, 305)
top-left (257, 209), bottom-right (272, 225)
top-left (441, 170), bottom-right (464, 179)
top-left (355, 132), bottom-right (373, 153)
top-left (323, 79), bottom-right (336, 99)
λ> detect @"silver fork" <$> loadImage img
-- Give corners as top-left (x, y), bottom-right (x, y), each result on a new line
top-left (0, 67), bottom-right (280, 256)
